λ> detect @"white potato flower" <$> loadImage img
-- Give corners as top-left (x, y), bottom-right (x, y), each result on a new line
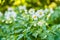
top-left (4, 10), bottom-right (17, 21)
top-left (29, 8), bottom-right (35, 14)
top-left (32, 14), bottom-right (38, 20)
top-left (5, 11), bottom-right (11, 20)
top-left (19, 6), bottom-right (26, 10)
top-left (37, 20), bottom-right (45, 26)
top-left (35, 9), bottom-right (45, 18)
top-left (10, 11), bottom-right (17, 19)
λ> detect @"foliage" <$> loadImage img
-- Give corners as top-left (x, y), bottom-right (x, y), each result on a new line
top-left (0, 5), bottom-right (60, 40)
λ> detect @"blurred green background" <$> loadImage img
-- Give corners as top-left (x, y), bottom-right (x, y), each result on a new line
top-left (0, 0), bottom-right (60, 13)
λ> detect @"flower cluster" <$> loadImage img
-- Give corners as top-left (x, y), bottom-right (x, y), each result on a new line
top-left (0, 7), bottom-right (17, 23)
top-left (0, 6), bottom-right (54, 26)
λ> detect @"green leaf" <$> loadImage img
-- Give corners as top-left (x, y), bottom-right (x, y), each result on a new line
top-left (14, 29), bottom-right (23, 33)
top-left (47, 33), bottom-right (54, 40)
top-left (32, 32), bottom-right (38, 38)
top-left (27, 37), bottom-right (31, 40)
top-left (17, 34), bottom-right (24, 40)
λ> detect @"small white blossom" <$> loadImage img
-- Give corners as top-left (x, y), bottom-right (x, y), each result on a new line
top-left (5, 11), bottom-right (11, 20)
top-left (29, 8), bottom-right (35, 14)
top-left (10, 11), bottom-right (17, 19)
top-left (4, 10), bottom-right (17, 21)
top-left (32, 14), bottom-right (38, 20)
top-left (37, 20), bottom-right (45, 26)
top-left (36, 9), bottom-right (45, 18)
top-left (19, 6), bottom-right (26, 10)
